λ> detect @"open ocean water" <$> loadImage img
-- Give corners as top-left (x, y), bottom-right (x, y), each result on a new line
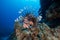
top-left (0, 0), bottom-right (40, 40)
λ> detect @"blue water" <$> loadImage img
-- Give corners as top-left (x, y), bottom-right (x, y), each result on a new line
top-left (0, 0), bottom-right (40, 40)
